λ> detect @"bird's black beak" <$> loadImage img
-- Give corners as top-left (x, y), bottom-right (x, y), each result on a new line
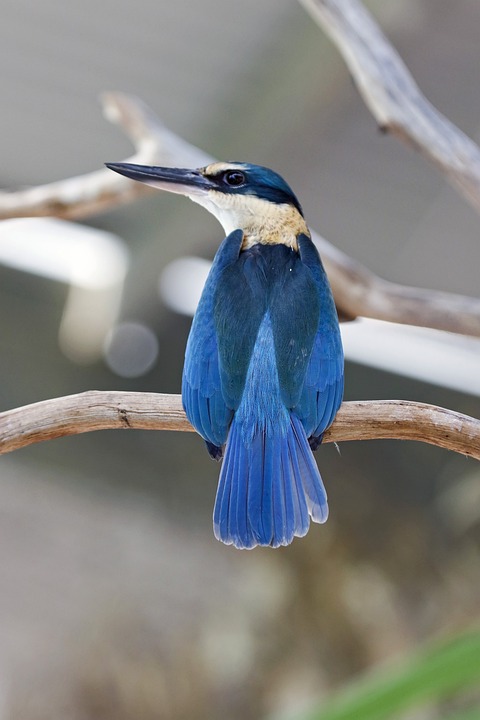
top-left (105, 162), bottom-right (214, 196)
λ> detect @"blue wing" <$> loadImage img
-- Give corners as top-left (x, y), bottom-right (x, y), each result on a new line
top-left (182, 229), bottom-right (244, 449)
top-left (294, 234), bottom-right (344, 440)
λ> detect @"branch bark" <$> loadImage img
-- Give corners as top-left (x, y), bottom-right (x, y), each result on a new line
top-left (1, 93), bottom-right (479, 338)
top-left (299, 0), bottom-right (480, 214)
top-left (0, 392), bottom-right (479, 460)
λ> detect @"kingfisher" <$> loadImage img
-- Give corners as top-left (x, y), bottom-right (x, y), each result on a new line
top-left (106, 160), bottom-right (344, 549)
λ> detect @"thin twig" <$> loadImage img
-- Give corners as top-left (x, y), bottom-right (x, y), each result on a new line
top-left (1, 93), bottom-right (479, 337)
top-left (299, 0), bottom-right (480, 213)
top-left (0, 391), bottom-right (478, 460)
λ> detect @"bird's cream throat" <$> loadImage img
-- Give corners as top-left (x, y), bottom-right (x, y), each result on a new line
top-left (190, 191), bottom-right (309, 251)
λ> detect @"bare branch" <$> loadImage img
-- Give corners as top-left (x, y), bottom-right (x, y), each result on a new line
top-left (299, 0), bottom-right (480, 213)
top-left (1, 92), bottom-right (479, 337)
top-left (0, 93), bottom-right (210, 220)
top-left (0, 391), bottom-right (478, 460)
top-left (319, 235), bottom-right (480, 337)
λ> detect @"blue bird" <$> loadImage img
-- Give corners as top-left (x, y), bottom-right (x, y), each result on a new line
top-left (106, 160), bottom-right (344, 549)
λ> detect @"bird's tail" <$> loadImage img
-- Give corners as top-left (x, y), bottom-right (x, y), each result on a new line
top-left (213, 413), bottom-right (328, 549)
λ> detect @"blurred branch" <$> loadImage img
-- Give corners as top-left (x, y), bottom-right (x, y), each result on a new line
top-left (0, 93), bottom-right (210, 220)
top-left (0, 392), bottom-right (479, 460)
top-left (299, 0), bottom-right (480, 214)
top-left (312, 235), bottom-right (480, 336)
top-left (0, 93), bottom-right (479, 337)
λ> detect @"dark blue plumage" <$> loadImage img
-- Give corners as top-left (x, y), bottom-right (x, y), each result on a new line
top-left (182, 232), bottom-right (343, 549)
top-left (105, 159), bottom-right (344, 549)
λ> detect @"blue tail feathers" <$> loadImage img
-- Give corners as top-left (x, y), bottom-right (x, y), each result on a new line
top-left (213, 413), bottom-right (328, 549)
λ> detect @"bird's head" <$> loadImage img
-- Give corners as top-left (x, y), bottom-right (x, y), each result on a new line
top-left (106, 161), bottom-right (308, 247)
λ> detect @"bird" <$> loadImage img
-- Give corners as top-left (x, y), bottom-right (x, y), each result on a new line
top-left (106, 160), bottom-right (344, 549)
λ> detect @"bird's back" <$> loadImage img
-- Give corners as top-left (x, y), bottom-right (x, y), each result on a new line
top-left (214, 242), bottom-right (320, 413)
top-left (183, 232), bottom-right (340, 548)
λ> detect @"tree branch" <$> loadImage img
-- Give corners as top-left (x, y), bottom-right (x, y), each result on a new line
top-left (0, 93), bottom-right (211, 220)
top-left (1, 93), bottom-right (479, 338)
top-left (299, 0), bottom-right (480, 214)
top-left (311, 234), bottom-right (480, 336)
top-left (0, 392), bottom-right (478, 460)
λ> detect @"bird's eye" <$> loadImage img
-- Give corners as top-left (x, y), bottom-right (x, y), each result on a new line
top-left (223, 170), bottom-right (246, 187)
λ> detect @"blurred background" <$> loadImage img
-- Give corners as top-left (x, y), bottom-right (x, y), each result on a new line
top-left (0, 1), bottom-right (479, 718)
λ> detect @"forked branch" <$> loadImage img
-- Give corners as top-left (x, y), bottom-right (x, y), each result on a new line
top-left (0, 392), bottom-right (479, 460)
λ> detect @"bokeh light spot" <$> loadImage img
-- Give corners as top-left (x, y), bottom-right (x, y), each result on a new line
top-left (104, 321), bottom-right (159, 378)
